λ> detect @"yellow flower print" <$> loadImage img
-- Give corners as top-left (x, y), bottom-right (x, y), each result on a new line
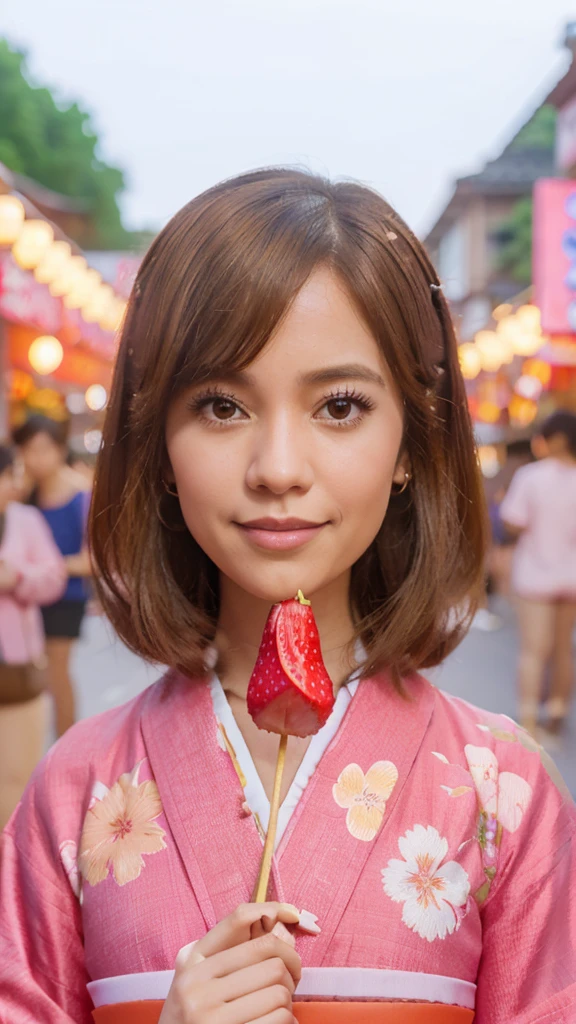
top-left (333, 761), bottom-right (398, 841)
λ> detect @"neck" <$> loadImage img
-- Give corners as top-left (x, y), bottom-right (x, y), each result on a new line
top-left (553, 452), bottom-right (576, 465)
top-left (215, 572), bottom-right (357, 700)
top-left (36, 465), bottom-right (74, 501)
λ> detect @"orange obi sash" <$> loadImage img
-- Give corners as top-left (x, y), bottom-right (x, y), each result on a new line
top-left (93, 1001), bottom-right (474, 1023)
top-left (88, 968), bottom-right (476, 1022)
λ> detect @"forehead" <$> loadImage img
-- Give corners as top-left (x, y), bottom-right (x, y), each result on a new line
top-left (250, 268), bottom-right (386, 378)
top-left (21, 431), bottom-right (59, 452)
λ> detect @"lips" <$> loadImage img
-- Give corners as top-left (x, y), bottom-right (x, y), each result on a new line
top-left (235, 517), bottom-right (328, 551)
top-left (239, 517), bottom-right (325, 531)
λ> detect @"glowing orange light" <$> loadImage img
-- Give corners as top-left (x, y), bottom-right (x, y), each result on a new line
top-left (0, 195), bottom-right (25, 245)
top-left (477, 401), bottom-right (501, 424)
top-left (28, 336), bottom-right (64, 375)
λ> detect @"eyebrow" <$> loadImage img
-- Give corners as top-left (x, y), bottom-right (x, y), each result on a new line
top-left (195, 363), bottom-right (386, 389)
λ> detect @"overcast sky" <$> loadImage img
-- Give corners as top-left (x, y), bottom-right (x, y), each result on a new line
top-left (1, 0), bottom-right (573, 238)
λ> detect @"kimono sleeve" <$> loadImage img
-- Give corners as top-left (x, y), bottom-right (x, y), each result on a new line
top-left (0, 764), bottom-right (92, 1023)
top-left (474, 753), bottom-right (576, 1024)
top-left (499, 467), bottom-right (531, 531)
top-left (10, 506), bottom-right (67, 607)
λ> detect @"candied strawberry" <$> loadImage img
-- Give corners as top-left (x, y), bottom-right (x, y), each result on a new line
top-left (247, 591), bottom-right (335, 737)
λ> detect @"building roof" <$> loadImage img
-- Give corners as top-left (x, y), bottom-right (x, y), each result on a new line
top-left (545, 23), bottom-right (576, 108)
top-left (424, 141), bottom-right (554, 250)
top-left (0, 162), bottom-right (90, 215)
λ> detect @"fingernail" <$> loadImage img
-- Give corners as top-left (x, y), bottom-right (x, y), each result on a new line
top-left (279, 903), bottom-right (300, 919)
top-left (272, 921), bottom-right (296, 946)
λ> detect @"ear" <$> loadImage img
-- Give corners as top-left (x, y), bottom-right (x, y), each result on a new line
top-left (392, 452), bottom-right (411, 487)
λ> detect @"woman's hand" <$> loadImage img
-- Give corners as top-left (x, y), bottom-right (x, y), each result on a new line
top-left (159, 901), bottom-right (302, 1024)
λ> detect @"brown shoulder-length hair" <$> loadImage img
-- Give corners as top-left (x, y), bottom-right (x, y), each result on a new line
top-left (91, 167), bottom-right (487, 682)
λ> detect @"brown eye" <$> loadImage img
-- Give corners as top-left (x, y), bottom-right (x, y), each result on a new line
top-left (326, 398), bottom-right (353, 420)
top-left (212, 398), bottom-right (237, 420)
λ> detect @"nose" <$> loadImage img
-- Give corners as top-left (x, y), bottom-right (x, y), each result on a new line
top-left (245, 411), bottom-right (314, 495)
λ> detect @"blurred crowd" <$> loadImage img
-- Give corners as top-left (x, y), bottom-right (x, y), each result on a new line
top-left (0, 415), bottom-right (93, 828)
top-left (477, 411), bottom-right (576, 741)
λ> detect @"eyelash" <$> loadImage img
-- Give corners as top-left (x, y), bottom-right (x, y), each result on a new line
top-left (187, 386), bottom-right (375, 429)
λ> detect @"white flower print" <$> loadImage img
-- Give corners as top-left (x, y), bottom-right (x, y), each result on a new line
top-left (382, 824), bottom-right (470, 942)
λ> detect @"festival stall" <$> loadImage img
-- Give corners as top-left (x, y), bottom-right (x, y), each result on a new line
top-left (0, 184), bottom-right (127, 453)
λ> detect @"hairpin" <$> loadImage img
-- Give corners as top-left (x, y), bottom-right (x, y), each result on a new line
top-left (430, 283), bottom-right (442, 292)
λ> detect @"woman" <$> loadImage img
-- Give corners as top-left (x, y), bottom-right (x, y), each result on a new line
top-left (0, 443), bottom-right (66, 827)
top-left (501, 410), bottom-right (576, 738)
top-left (12, 415), bottom-right (91, 736)
top-left (1, 169), bottom-right (575, 1023)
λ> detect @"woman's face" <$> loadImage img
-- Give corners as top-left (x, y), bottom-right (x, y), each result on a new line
top-left (165, 267), bottom-right (408, 604)
top-left (18, 431), bottom-right (65, 483)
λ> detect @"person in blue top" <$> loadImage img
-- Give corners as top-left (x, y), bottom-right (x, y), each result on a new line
top-left (13, 416), bottom-right (91, 736)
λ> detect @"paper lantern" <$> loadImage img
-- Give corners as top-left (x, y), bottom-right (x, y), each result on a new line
top-left (12, 220), bottom-right (54, 270)
top-left (99, 297), bottom-right (127, 333)
top-left (82, 284), bottom-right (115, 324)
top-left (28, 335), bottom-right (64, 375)
top-left (0, 195), bottom-right (25, 245)
top-left (458, 343), bottom-right (481, 380)
top-left (85, 384), bottom-right (107, 411)
top-left (497, 315), bottom-right (543, 358)
top-left (35, 241), bottom-right (72, 285)
top-left (63, 267), bottom-right (102, 310)
top-left (49, 255), bottom-right (87, 298)
top-left (475, 331), bottom-right (504, 373)
top-left (516, 305), bottom-right (541, 332)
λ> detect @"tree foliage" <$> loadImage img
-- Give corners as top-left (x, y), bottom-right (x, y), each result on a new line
top-left (496, 105), bottom-right (557, 286)
top-left (508, 104), bottom-right (557, 151)
top-left (0, 39), bottom-right (131, 249)
top-left (495, 197), bottom-right (533, 286)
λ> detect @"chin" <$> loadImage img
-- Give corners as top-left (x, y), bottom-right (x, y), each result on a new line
top-left (227, 565), bottom-right (339, 606)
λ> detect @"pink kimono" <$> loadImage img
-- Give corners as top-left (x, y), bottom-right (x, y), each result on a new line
top-left (1, 669), bottom-right (575, 1023)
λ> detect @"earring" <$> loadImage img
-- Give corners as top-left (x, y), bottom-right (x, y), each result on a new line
top-left (163, 480), bottom-right (179, 498)
top-left (392, 471), bottom-right (411, 495)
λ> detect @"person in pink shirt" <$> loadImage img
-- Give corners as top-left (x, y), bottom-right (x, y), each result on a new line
top-left (0, 442), bottom-right (66, 827)
top-left (501, 411), bottom-right (576, 737)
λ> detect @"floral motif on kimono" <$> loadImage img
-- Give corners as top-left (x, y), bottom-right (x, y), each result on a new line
top-left (382, 824), bottom-right (471, 941)
top-left (78, 759), bottom-right (167, 887)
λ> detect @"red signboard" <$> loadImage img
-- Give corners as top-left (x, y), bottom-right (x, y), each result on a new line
top-left (0, 251), bottom-right (62, 333)
top-left (533, 178), bottom-right (576, 335)
top-left (0, 251), bottom-right (116, 359)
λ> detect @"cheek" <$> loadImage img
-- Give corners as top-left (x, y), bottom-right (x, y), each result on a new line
top-left (167, 429), bottom-right (236, 520)
top-left (326, 418), bottom-right (402, 510)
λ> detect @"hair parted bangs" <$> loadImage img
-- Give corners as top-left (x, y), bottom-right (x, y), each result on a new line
top-left (91, 167), bottom-right (487, 684)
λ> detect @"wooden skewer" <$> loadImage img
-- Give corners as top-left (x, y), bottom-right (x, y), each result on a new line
top-left (253, 733), bottom-right (288, 903)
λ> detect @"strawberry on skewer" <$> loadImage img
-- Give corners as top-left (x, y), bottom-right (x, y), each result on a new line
top-left (247, 590), bottom-right (335, 737)
top-left (249, 591), bottom-right (335, 902)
